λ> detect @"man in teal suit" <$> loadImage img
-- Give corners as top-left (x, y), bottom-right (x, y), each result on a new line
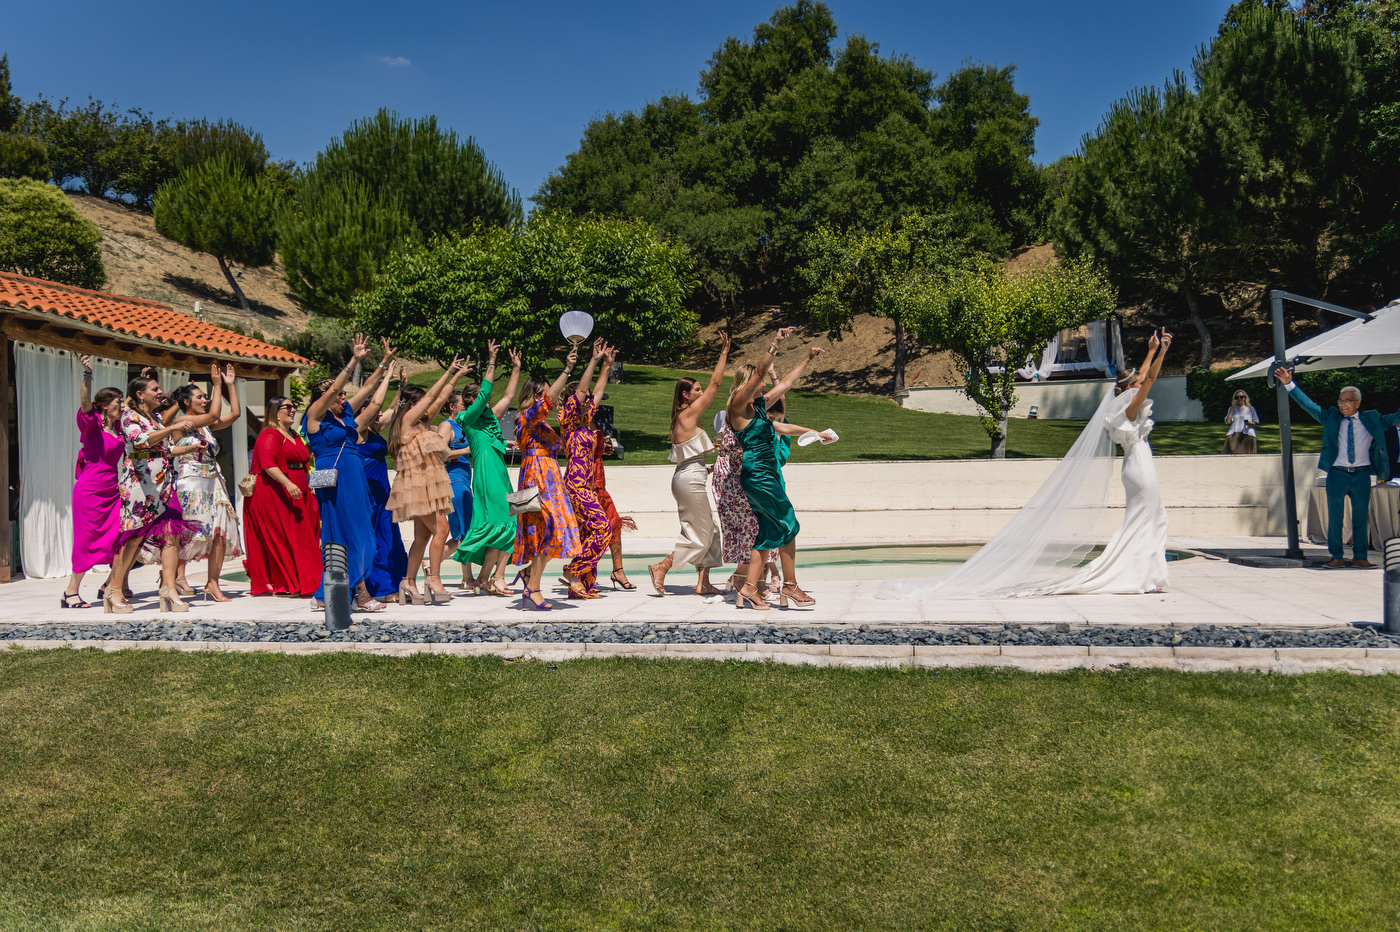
top-left (1275, 366), bottom-right (1400, 568)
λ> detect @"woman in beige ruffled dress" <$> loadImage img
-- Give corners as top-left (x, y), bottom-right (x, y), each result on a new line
top-left (385, 356), bottom-right (469, 605)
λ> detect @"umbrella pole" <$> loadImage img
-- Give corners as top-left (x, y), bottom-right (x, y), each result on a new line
top-left (1272, 290), bottom-right (1304, 558)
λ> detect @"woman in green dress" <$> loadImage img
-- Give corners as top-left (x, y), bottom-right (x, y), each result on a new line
top-left (725, 328), bottom-right (824, 611)
top-left (453, 341), bottom-right (523, 596)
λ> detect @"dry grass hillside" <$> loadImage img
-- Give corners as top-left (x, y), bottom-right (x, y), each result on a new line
top-left (65, 192), bottom-right (310, 342)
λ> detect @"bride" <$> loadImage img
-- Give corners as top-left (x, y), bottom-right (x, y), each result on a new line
top-left (880, 330), bottom-right (1173, 599)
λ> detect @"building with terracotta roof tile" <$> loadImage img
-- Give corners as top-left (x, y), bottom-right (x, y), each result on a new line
top-left (0, 272), bottom-right (314, 581)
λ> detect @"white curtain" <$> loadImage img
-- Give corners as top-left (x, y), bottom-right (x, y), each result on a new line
top-left (13, 343), bottom-right (123, 578)
top-left (1111, 318), bottom-right (1126, 372)
top-left (1016, 332), bottom-right (1061, 380)
top-left (232, 379), bottom-right (249, 517)
top-left (157, 367), bottom-right (190, 394)
top-left (1085, 320), bottom-right (1110, 372)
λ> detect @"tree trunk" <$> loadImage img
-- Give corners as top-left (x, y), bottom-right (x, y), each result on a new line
top-left (217, 256), bottom-right (251, 312)
top-left (892, 317), bottom-right (907, 394)
top-left (990, 410), bottom-right (1009, 459)
top-left (1184, 290), bottom-right (1211, 369)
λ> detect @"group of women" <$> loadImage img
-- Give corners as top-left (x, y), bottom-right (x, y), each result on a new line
top-left (649, 327), bottom-right (832, 610)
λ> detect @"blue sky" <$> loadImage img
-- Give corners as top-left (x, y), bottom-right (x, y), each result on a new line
top-left (8, 1), bottom-right (1231, 204)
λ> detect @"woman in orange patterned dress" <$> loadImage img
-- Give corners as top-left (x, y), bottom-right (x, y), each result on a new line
top-left (511, 345), bottom-right (581, 610)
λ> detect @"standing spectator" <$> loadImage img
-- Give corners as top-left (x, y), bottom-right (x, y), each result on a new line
top-left (1275, 368), bottom-right (1400, 568)
top-left (244, 396), bottom-right (322, 597)
top-left (1222, 390), bottom-right (1259, 454)
top-left (63, 355), bottom-right (123, 608)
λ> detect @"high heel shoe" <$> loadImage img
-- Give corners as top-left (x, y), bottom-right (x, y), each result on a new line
top-left (779, 582), bottom-right (815, 608)
top-left (398, 580), bottom-right (427, 606)
top-left (158, 587), bottom-right (189, 613)
top-left (60, 591), bottom-right (92, 609)
top-left (564, 581), bottom-right (599, 600)
top-left (521, 587), bottom-right (554, 611)
top-left (103, 590), bottom-right (133, 615)
top-left (735, 583), bottom-right (770, 611)
top-left (202, 584), bottom-right (232, 603)
top-left (504, 570), bottom-right (525, 595)
top-left (425, 573), bottom-right (451, 605)
top-left (648, 554), bottom-right (672, 595)
top-left (173, 580), bottom-right (196, 598)
top-left (609, 570), bottom-right (636, 590)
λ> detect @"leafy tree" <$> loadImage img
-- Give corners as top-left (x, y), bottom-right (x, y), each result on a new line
top-left (353, 213), bottom-right (698, 369)
top-left (277, 176), bottom-right (413, 318)
top-left (41, 97), bottom-right (125, 198)
top-left (802, 211), bottom-right (988, 393)
top-left (168, 118), bottom-right (268, 178)
top-left (1052, 76), bottom-right (1236, 368)
top-left (908, 257), bottom-right (1116, 457)
top-left (282, 108), bottom-right (521, 317)
top-left (536, 3), bottom-right (1043, 311)
top-left (109, 109), bottom-right (176, 208)
top-left (154, 155), bottom-right (277, 310)
top-left (0, 132), bottom-right (47, 180)
top-left (0, 54), bottom-right (21, 133)
top-left (0, 177), bottom-right (105, 288)
top-left (1196, 5), bottom-right (1365, 307)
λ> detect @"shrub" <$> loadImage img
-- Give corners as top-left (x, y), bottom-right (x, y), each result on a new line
top-left (0, 131), bottom-right (47, 180)
top-left (0, 178), bottom-right (105, 288)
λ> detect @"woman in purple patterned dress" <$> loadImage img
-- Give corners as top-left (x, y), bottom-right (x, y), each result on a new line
top-left (511, 345), bottom-right (582, 610)
top-left (560, 341), bottom-right (615, 598)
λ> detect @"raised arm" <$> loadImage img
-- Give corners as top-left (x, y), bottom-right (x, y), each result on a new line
top-left (728, 328), bottom-right (795, 418)
top-left (79, 355), bottom-right (94, 413)
top-left (213, 364), bottom-right (242, 430)
top-left (492, 348), bottom-right (523, 418)
top-left (547, 345), bottom-right (581, 403)
top-left (459, 341), bottom-right (499, 428)
top-left (1125, 330), bottom-right (1169, 423)
top-left (349, 338), bottom-right (397, 414)
top-left (404, 356), bottom-right (467, 427)
top-left (360, 359), bottom-right (396, 436)
top-left (766, 345), bottom-right (825, 405)
top-left (592, 343), bottom-right (617, 406)
top-left (572, 341), bottom-right (605, 403)
top-left (307, 334), bottom-right (371, 431)
top-left (377, 364), bottom-right (407, 430)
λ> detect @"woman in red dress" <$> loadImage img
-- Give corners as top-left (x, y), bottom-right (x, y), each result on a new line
top-left (243, 395), bottom-right (322, 596)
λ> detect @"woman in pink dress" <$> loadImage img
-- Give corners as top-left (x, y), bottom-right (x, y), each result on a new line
top-left (62, 355), bottom-right (125, 609)
top-left (511, 344), bottom-right (582, 610)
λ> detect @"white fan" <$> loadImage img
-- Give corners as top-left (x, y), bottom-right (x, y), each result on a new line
top-left (559, 310), bottom-right (594, 346)
top-left (797, 429), bottom-right (839, 446)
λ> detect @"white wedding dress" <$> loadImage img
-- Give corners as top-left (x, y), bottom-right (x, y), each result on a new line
top-left (878, 386), bottom-right (1169, 599)
top-left (1021, 389), bottom-right (1169, 595)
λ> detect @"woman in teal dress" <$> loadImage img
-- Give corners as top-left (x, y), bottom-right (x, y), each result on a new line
top-left (454, 341), bottom-right (523, 597)
top-left (725, 328), bottom-right (824, 611)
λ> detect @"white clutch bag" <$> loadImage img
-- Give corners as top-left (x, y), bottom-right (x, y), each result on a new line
top-left (797, 429), bottom-right (839, 447)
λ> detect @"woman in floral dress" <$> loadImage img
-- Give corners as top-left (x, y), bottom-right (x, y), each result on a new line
top-left (712, 364), bottom-right (777, 595)
top-left (511, 344), bottom-right (582, 610)
top-left (163, 363), bottom-right (244, 602)
top-left (106, 375), bottom-right (203, 614)
top-left (560, 341), bottom-right (615, 598)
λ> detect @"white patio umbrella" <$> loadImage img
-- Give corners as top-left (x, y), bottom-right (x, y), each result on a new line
top-left (1230, 297), bottom-right (1400, 379)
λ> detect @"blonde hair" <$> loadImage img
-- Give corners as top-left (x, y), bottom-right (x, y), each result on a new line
top-left (727, 364), bottom-right (757, 408)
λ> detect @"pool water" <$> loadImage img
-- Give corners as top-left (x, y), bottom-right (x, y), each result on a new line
top-left (219, 545), bottom-right (1194, 585)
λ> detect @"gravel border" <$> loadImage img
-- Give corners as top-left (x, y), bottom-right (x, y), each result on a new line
top-left (2, 620), bottom-right (1396, 650)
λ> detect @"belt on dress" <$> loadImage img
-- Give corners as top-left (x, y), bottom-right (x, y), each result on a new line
top-left (284, 462), bottom-right (307, 470)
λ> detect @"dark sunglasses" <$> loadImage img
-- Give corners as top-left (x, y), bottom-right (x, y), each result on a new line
top-left (278, 403), bottom-right (297, 411)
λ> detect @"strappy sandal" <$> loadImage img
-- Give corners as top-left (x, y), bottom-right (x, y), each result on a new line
top-left (425, 573), bottom-right (451, 605)
top-left (609, 570), bottom-right (636, 590)
top-left (355, 594), bottom-right (387, 613)
top-left (648, 554), bottom-right (672, 595)
top-left (60, 590), bottom-right (92, 609)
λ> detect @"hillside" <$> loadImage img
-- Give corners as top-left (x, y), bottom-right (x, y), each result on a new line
top-left (65, 192), bottom-right (311, 342)
top-left (66, 193), bottom-right (1304, 394)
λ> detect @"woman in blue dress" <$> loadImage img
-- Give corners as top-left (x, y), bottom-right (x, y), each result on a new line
top-left (303, 334), bottom-right (385, 612)
top-left (353, 356), bottom-right (408, 602)
top-left (724, 328), bottom-right (824, 611)
top-left (437, 392), bottom-right (475, 591)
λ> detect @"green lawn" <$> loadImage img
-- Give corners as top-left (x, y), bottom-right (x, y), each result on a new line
top-left (410, 364), bottom-right (1323, 465)
top-left (1, 651), bottom-right (1396, 930)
